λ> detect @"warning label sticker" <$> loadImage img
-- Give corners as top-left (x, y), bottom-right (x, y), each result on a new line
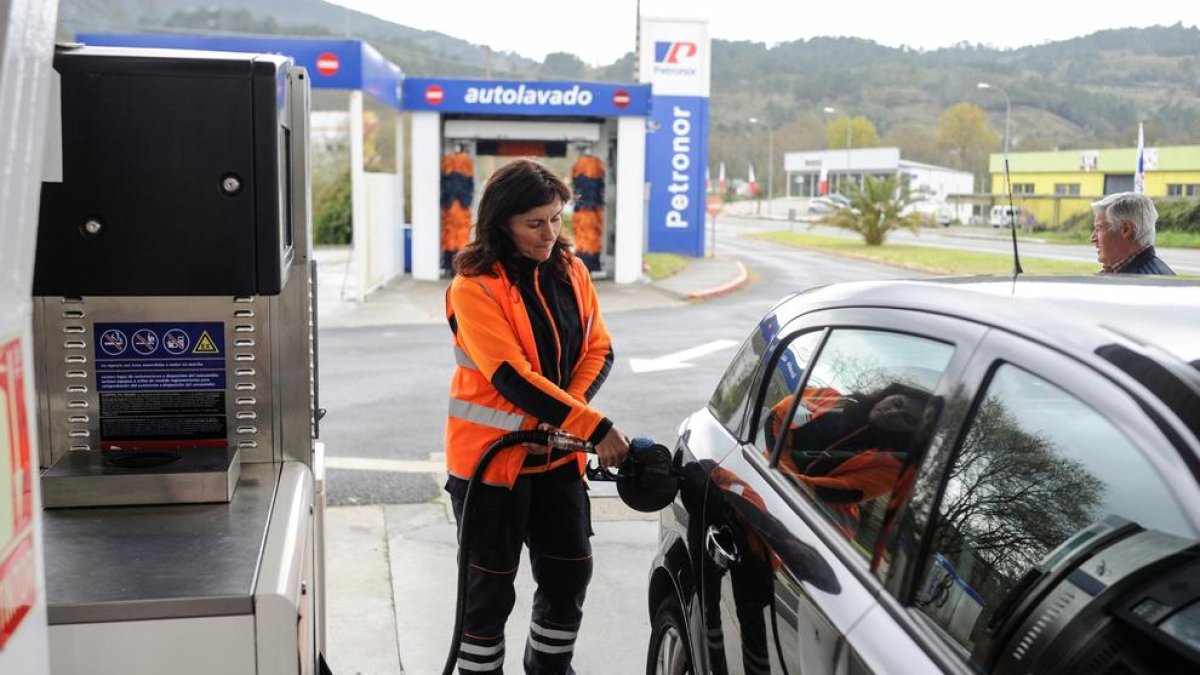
top-left (194, 331), bottom-right (219, 354)
top-left (93, 322), bottom-right (229, 448)
top-left (94, 322), bottom-right (225, 393)
top-left (0, 336), bottom-right (36, 648)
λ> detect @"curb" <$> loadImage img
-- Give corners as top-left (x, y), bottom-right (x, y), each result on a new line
top-left (687, 260), bottom-right (750, 300)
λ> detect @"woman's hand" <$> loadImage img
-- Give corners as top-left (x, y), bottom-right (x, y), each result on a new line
top-left (523, 422), bottom-right (556, 455)
top-left (594, 425), bottom-right (630, 469)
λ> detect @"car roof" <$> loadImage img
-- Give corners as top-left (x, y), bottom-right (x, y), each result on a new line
top-left (775, 275), bottom-right (1200, 374)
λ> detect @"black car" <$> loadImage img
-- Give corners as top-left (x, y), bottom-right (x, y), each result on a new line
top-left (646, 275), bottom-right (1200, 675)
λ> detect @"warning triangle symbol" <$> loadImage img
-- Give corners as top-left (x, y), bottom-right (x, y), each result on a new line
top-left (194, 331), bottom-right (220, 354)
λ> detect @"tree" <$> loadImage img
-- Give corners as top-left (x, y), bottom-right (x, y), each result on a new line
top-left (825, 115), bottom-right (880, 149)
top-left (594, 52), bottom-right (635, 82)
top-left (540, 52), bottom-right (588, 79)
top-left (937, 102), bottom-right (999, 184)
top-left (816, 174), bottom-right (927, 245)
top-left (929, 396), bottom-right (1104, 580)
top-left (882, 123), bottom-right (941, 165)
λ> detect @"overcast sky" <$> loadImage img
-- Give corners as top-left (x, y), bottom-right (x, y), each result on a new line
top-left (325, 0), bottom-right (1197, 66)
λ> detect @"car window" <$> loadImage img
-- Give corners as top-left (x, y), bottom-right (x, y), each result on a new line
top-left (751, 330), bottom-right (823, 454)
top-left (764, 328), bottom-right (953, 558)
top-left (913, 363), bottom-right (1198, 668)
top-left (708, 318), bottom-right (781, 438)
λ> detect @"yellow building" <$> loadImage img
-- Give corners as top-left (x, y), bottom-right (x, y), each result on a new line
top-left (987, 145), bottom-right (1200, 227)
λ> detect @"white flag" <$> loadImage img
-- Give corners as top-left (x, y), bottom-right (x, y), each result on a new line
top-left (1134, 122), bottom-right (1145, 194)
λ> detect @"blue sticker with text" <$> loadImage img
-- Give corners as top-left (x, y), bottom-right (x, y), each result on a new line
top-left (94, 322), bottom-right (225, 392)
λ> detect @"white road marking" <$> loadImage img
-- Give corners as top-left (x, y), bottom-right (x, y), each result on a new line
top-left (326, 456), bottom-right (444, 473)
top-left (629, 339), bottom-right (740, 373)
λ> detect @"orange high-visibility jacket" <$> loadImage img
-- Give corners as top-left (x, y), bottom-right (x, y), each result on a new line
top-left (445, 256), bottom-right (614, 487)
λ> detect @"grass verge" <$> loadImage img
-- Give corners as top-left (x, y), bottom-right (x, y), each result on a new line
top-left (1022, 229), bottom-right (1200, 248)
top-left (1156, 231), bottom-right (1200, 248)
top-left (746, 231), bottom-right (1100, 275)
top-left (643, 252), bottom-right (689, 280)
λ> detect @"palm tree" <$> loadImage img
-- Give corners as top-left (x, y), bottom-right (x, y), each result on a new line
top-left (818, 174), bottom-right (928, 246)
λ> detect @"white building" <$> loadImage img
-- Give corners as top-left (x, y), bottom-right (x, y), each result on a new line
top-left (901, 158), bottom-right (976, 203)
top-left (784, 147), bottom-right (972, 199)
top-left (783, 147), bottom-right (974, 224)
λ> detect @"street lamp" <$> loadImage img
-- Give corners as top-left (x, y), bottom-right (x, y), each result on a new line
top-left (976, 82), bottom-right (1011, 155)
top-left (977, 81), bottom-right (1023, 273)
top-left (977, 81), bottom-right (1014, 199)
top-left (748, 116), bottom-right (774, 214)
top-left (823, 106), bottom-right (851, 193)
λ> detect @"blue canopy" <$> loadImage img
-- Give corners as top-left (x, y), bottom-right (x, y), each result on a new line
top-left (77, 33), bottom-right (404, 110)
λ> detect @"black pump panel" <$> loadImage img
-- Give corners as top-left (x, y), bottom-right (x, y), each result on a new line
top-left (34, 46), bottom-right (294, 296)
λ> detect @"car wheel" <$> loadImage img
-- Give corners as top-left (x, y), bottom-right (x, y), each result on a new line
top-left (647, 596), bottom-right (692, 675)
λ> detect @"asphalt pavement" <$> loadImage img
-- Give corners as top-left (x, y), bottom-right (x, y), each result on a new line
top-left (320, 250), bottom-right (750, 675)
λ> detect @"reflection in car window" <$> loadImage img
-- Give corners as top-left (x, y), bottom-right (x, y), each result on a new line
top-left (752, 330), bottom-right (822, 454)
top-left (709, 321), bottom-right (779, 438)
top-left (764, 329), bottom-right (953, 559)
top-left (915, 364), bottom-right (1198, 670)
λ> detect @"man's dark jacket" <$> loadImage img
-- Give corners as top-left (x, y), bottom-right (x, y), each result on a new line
top-left (1113, 246), bottom-right (1175, 275)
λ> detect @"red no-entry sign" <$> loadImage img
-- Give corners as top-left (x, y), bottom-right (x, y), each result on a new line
top-left (316, 52), bottom-right (339, 77)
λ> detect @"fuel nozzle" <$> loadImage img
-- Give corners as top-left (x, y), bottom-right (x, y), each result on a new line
top-left (547, 431), bottom-right (594, 452)
top-left (616, 437), bottom-right (679, 512)
top-left (629, 436), bottom-right (656, 455)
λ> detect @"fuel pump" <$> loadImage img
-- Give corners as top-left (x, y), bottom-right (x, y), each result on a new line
top-left (30, 44), bottom-right (328, 674)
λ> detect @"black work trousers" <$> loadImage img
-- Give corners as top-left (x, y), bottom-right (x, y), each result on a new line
top-left (446, 461), bottom-right (594, 674)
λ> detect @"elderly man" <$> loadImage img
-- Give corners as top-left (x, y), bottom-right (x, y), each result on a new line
top-left (1091, 192), bottom-right (1175, 275)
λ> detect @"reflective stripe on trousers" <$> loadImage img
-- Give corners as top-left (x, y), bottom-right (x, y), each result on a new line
top-left (458, 634), bottom-right (504, 673)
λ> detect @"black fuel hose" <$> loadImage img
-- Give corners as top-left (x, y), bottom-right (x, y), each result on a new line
top-left (442, 429), bottom-right (592, 675)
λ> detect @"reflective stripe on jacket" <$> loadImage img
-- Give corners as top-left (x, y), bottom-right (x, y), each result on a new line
top-left (445, 256), bottom-right (614, 487)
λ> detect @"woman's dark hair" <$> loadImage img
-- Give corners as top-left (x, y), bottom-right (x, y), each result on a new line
top-left (453, 158), bottom-right (574, 278)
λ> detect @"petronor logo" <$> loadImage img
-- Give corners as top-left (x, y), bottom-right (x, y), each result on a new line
top-left (654, 41), bottom-right (698, 64)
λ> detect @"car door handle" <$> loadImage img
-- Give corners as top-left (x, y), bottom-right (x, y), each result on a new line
top-left (705, 526), bottom-right (739, 570)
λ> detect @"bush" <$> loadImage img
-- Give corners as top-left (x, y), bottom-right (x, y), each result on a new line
top-left (1060, 209), bottom-right (1092, 234)
top-left (314, 170), bottom-right (352, 245)
top-left (1154, 198), bottom-right (1200, 234)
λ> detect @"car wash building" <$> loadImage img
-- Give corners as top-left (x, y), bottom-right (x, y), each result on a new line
top-left (402, 77), bottom-right (652, 284)
top-left (406, 16), bottom-right (711, 283)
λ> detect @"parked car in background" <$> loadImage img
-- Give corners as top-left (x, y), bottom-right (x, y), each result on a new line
top-left (990, 205), bottom-right (1034, 228)
top-left (808, 193), bottom-right (851, 214)
top-left (825, 193), bottom-right (850, 208)
top-left (646, 275), bottom-right (1200, 675)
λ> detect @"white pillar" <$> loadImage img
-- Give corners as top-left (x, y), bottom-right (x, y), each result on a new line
top-left (348, 91), bottom-right (367, 301)
top-left (0, 0), bottom-right (57, 672)
top-left (411, 111), bottom-right (441, 281)
top-left (614, 116), bottom-right (647, 285)
top-left (394, 109), bottom-right (405, 279)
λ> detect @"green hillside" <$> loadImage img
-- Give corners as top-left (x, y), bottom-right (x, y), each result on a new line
top-left (58, 1), bottom-right (1200, 193)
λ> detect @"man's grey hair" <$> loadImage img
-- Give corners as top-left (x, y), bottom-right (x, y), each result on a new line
top-left (1091, 192), bottom-right (1157, 247)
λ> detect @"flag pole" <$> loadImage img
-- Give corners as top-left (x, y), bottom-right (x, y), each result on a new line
top-left (1134, 122), bottom-right (1146, 194)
